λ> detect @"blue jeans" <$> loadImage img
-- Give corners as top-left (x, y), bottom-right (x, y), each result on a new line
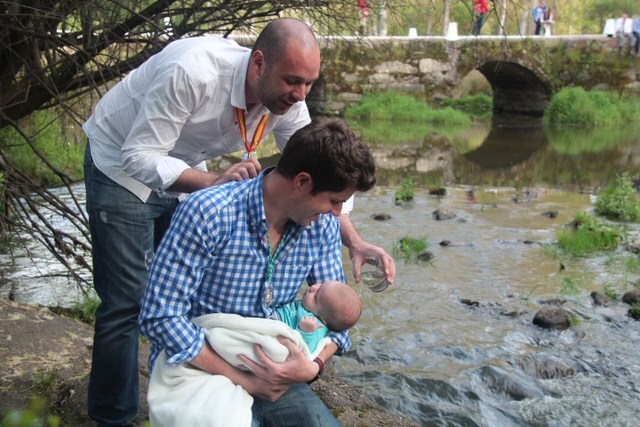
top-left (251, 383), bottom-right (341, 427)
top-left (472, 13), bottom-right (485, 36)
top-left (84, 145), bottom-right (178, 426)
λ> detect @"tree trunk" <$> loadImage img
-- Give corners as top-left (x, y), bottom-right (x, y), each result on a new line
top-left (442, 0), bottom-right (450, 36)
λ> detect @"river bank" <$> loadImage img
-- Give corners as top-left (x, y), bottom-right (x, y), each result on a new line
top-left (0, 299), bottom-right (418, 426)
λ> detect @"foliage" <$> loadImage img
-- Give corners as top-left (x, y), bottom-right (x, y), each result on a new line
top-left (393, 236), bottom-right (428, 261)
top-left (584, 0), bottom-right (637, 29)
top-left (595, 173), bottom-right (640, 222)
top-left (344, 91), bottom-right (470, 126)
top-left (1, 397), bottom-right (60, 427)
top-left (441, 95), bottom-right (493, 120)
top-left (394, 177), bottom-right (415, 202)
top-left (543, 87), bottom-right (640, 128)
top-left (1, 110), bottom-right (85, 186)
top-left (556, 212), bottom-right (623, 257)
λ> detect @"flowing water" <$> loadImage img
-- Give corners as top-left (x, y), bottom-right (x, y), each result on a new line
top-left (2, 121), bottom-right (640, 425)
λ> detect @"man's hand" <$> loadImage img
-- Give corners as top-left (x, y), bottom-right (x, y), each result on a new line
top-left (338, 214), bottom-right (396, 285)
top-left (349, 240), bottom-right (396, 285)
top-left (214, 157), bottom-right (262, 185)
top-left (169, 157), bottom-right (262, 193)
top-left (237, 336), bottom-right (319, 396)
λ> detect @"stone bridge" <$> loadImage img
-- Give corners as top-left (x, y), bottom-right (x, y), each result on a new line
top-left (302, 35), bottom-right (640, 125)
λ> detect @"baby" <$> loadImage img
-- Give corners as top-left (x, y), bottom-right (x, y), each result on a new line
top-left (274, 280), bottom-right (362, 353)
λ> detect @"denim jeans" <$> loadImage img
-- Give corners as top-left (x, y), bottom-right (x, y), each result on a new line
top-left (251, 383), bottom-right (341, 427)
top-left (84, 145), bottom-right (178, 426)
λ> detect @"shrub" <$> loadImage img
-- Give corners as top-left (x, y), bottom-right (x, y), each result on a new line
top-left (394, 177), bottom-right (415, 202)
top-left (544, 87), bottom-right (640, 128)
top-left (595, 173), bottom-right (640, 222)
top-left (393, 236), bottom-right (428, 261)
top-left (556, 212), bottom-right (623, 257)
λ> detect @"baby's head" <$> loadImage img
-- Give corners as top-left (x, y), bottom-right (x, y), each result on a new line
top-left (302, 280), bottom-right (362, 331)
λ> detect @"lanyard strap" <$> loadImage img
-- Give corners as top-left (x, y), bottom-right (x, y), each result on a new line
top-left (263, 227), bottom-right (288, 308)
top-left (235, 107), bottom-right (270, 157)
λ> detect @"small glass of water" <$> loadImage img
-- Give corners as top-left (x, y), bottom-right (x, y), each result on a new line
top-left (358, 256), bottom-right (390, 292)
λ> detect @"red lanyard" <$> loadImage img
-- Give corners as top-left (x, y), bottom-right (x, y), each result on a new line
top-left (235, 107), bottom-right (270, 158)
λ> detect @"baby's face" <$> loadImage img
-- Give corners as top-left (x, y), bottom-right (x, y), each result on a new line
top-left (302, 280), bottom-right (342, 315)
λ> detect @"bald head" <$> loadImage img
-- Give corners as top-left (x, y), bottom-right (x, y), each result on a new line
top-left (252, 18), bottom-right (318, 59)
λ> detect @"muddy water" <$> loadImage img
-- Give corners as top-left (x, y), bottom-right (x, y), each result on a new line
top-left (338, 185), bottom-right (640, 426)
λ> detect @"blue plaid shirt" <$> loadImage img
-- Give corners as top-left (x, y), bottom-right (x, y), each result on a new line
top-left (139, 168), bottom-right (348, 370)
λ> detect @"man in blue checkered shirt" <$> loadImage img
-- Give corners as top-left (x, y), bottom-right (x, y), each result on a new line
top-left (139, 117), bottom-right (376, 426)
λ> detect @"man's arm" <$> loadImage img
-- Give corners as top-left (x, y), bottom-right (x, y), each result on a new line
top-left (167, 157), bottom-right (262, 193)
top-left (338, 214), bottom-right (396, 285)
top-left (190, 340), bottom-right (291, 402)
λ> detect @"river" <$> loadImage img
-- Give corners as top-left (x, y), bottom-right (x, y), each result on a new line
top-left (1, 121), bottom-right (640, 426)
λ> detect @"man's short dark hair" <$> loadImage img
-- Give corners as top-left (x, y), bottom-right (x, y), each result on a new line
top-left (276, 117), bottom-right (376, 193)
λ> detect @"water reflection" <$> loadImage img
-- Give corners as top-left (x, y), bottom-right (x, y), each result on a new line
top-left (463, 124), bottom-right (547, 169)
top-left (349, 120), bottom-right (640, 190)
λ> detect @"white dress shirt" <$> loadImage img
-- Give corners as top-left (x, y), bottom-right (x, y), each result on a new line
top-left (83, 36), bottom-right (311, 202)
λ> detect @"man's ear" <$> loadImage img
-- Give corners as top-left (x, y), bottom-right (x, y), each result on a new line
top-left (293, 172), bottom-right (313, 192)
top-left (249, 50), bottom-right (266, 75)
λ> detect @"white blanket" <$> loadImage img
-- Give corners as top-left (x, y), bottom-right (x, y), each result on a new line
top-left (148, 313), bottom-right (331, 427)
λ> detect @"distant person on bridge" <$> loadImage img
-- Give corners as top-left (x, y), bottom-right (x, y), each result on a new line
top-left (357, 0), bottom-right (370, 36)
top-left (532, 1), bottom-right (547, 35)
top-left (632, 15), bottom-right (640, 55)
top-left (615, 11), bottom-right (633, 54)
top-left (543, 7), bottom-right (554, 36)
top-left (472, 0), bottom-right (490, 36)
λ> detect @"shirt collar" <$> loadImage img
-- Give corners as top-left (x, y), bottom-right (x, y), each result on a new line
top-left (231, 49), bottom-right (270, 115)
top-left (247, 166), bottom-right (306, 235)
top-left (231, 50), bottom-right (251, 111)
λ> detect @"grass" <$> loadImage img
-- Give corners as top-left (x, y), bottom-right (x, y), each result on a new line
top-left (441, 94), bottom-right (493, 120)
top-left (48, 294), bottom-right (100, 326)
top-left (393, 236), bottom-right (428, 262)
top-left (594, 173), bottom-right (640, 222)
top-left (559, 277), bottom-right (583, 296)
top-left (394, 177), bottom-right (415, 202)
top-left (602, 282), bottom-right (620, 301)
top-left (544, 87), bottom-right (640, 128)
top-left (344, 91), bottom-right (471, 126)
top-left (556, 212), bottom-right (624, 257)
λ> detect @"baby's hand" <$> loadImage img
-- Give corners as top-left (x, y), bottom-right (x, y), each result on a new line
top-left (299, 316), bottom-right (323, 332)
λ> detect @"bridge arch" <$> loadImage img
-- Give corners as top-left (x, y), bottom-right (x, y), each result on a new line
top-left (475, 61), bottom-right (552, 126)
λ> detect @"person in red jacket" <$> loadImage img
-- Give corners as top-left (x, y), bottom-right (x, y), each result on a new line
top-left (358, 0), bottom-right (370, 35)
top-left (472, 0), bottom-right (490, 35)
